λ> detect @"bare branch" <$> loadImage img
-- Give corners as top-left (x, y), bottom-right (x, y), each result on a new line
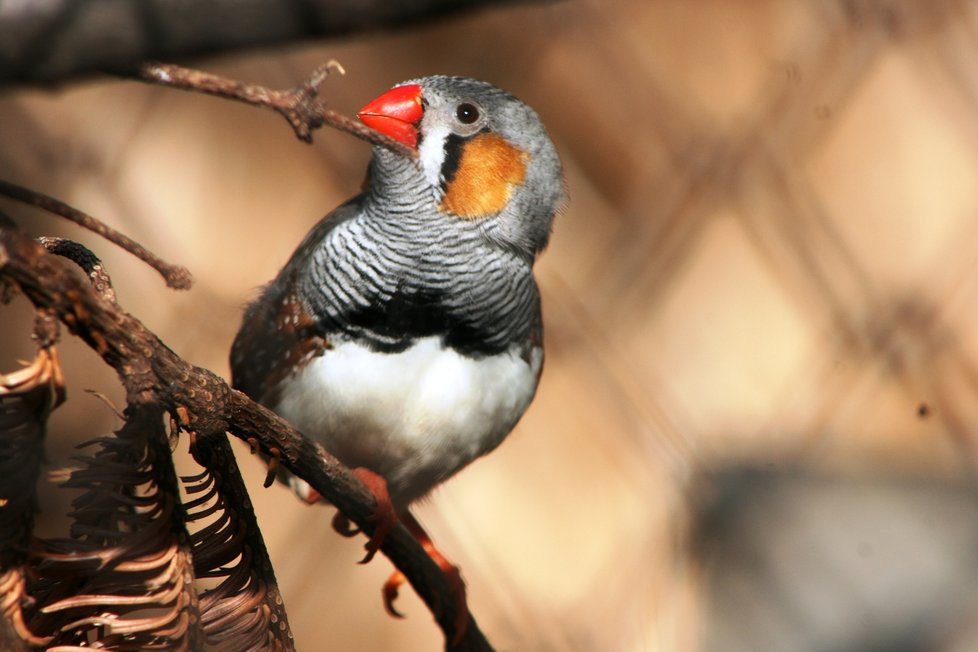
top-left (0, 181), bottom-right (192, 290)
top-left (0, 0), bottom-right (536, 85)
top-left (136, 61), bottom-right (418, 157)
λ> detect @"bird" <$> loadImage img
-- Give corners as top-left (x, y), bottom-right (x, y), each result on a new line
top-left (229, 75), bottom-right (564, 633)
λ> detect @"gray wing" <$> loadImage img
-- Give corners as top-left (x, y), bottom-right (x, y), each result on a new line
top-left (229, 196), bottom-right (365, 406)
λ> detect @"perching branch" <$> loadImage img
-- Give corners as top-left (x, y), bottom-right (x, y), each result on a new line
top-left (0, 216), bottom-right (492, 651)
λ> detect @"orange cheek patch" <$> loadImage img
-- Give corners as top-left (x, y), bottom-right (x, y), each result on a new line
top-left (440, 133), bottom-right (530, 219)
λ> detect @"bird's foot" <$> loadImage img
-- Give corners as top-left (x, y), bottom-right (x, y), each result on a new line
top-left (329, 473), bottom-right (470, 642)
top-left (329, 467), bottom-right (398, 564)
top-left (384, 511), bottom-right (469, 643)
top-left (247, 437), bottom-right (282, 489)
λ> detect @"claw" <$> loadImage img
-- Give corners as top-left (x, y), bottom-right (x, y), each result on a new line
top-left (331, 511), bottom-right (360, 537)
top-left (263, 446), bottom-right (281, 488)
top-left (383, 569), bottom-right (406, 618)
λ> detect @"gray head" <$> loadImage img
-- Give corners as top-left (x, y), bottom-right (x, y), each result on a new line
top-left (358, 75), bottom-right (565, 260)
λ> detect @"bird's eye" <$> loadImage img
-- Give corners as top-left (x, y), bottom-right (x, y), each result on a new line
top-left (455, 102), bottom-right (480, 125)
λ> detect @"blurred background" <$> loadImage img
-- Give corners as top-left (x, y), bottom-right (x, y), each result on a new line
top-left (4, 0), bottom-right (978, 649)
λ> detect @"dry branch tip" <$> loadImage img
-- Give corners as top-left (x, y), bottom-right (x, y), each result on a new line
top-left (0, 181), bottom-right (192, 290)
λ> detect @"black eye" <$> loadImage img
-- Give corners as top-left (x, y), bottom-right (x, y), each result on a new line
top-left (455, 102), bottom-right (480, 125)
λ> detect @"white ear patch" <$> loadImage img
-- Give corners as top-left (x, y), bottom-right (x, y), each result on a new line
top-left (418, 124), bottom-right (450, 189)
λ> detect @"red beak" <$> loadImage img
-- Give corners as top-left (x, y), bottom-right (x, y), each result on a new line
top-left (357, 84), bottom-right (424, 149)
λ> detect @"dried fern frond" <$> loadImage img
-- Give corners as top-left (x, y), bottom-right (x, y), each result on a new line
top-left (0, 346), bottom-right (64, 649)
top-left (184, 433), bottom-right (294, 651)
top-left (29, 403), bottom-right (203, 650)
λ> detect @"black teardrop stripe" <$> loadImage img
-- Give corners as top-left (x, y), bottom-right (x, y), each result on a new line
top-left (439, 127), bottom-right (492, 192)
top-left (439, 133), bottom-right (467, 191)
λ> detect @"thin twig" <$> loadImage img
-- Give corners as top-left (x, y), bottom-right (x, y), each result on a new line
top-left (135, 61), bottom-right (418, 158)
top-left (0, 181), bottom-right (192, 290)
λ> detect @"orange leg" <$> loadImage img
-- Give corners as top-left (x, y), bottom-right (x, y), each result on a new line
top-left (384, 510), bottom-right (469, 643)
top-left (329, 468), bottom-right (398, 564)
top-left (328, 470), bottom-right (470, 642)
top-left (303, 488), bottom-right (324, 504)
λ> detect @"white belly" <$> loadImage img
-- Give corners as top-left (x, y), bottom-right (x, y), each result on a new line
top-left (272, 336), bottom-right (542, 507)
